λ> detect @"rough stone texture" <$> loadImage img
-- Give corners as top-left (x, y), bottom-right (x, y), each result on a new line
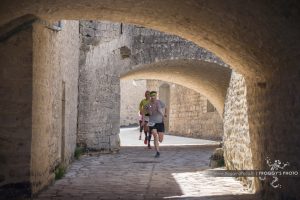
top-left (122, 60), bottom-right (232, 114)
top-left (0, 25), bottom-right (33, 195)
top-left (223, 71), bottom-right (254, 190)
top-left (127, 26), bottom-right (226, 70)
top-left (31, 20), bottom-right (79, 194)
top-left (78, 21), bottom-right (226, 151)
top-left (1, 1), bottom-right (299, 197)
top-left (77, 21), bottom-right (128, 151)
top-left (146, 80), bottom-right (223, 140)
top-left (169, 85), bottom-right (223, 141)
top-left (120, 79), bottom-right (223, 141)
top-left (0, 19), bottom-right (79, 197)
top-left (1, 1), bottom-right (297, 80)
top-left (246, 71), bottom-right (300, 200)
top-left (120, 79), bottom-right (146, 127)
top-left (80, 21), bottom-right (121, 45)
top-left (125, 26), bottom-right (230, 116)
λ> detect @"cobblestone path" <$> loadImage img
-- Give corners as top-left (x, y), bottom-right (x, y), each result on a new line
top-left (36, 128), bottom-right (258, 200)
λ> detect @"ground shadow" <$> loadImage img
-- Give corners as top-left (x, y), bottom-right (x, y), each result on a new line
top-left (35, 146), bottom-right (259, 200)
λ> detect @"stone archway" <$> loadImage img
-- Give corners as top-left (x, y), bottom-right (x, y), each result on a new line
top-left (1, 1), bottom-right (298, 79)
top-left (121, 59), bottom-right (232, 115)
top-left (1, 1), bottom-right (300, 199)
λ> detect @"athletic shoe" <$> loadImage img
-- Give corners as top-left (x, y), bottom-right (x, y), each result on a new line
top-left (144, 139), bottom-right (148, 145)
top-left (155, 152), bottom-right (160, 158)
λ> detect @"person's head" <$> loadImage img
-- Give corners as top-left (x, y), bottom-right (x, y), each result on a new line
top-left (150, 91), bottom-right (157, 102)
top-left (145, 90), bottom-right (150, 99)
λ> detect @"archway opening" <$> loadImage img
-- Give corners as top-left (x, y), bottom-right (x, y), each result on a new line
top-left (1, 1), bottom-right (299, 198)
top-left (0, 18), bottom-right (255, 200)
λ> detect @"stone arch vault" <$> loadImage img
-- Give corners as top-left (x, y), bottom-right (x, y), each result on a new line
top-left (121, 59), bottom-right (232, 115)
top-left (1, 1), bottom-right (300, 199)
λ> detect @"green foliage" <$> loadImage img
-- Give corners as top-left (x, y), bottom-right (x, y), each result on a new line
top-left (217, 158), bottom-right (225, 167)
top-left (55, 165), bottom-right (66, 180)
top-left (74, 147), bottom-right (84, 160)
top-left (210, 153), bottom-right (225, 167)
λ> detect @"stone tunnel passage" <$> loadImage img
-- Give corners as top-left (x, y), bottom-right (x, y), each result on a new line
top-left (121, 59), bottom-right (232, 115)
top-left (36, 128), bottom-right (258, 200)
top-left (120, 79), bottom-right (224, 141)
top-left (1, 1), bottom-right (300, 199)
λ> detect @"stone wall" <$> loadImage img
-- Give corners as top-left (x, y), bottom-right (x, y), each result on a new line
top-left (147, 80), bottom-right (223, 140)
top-left (127, 26), bottom-right (226, 73)
top-left (169, 84), bottom-right (222, 140)
top-left (31, 20), bottom-right (79, 194)
top-left (223, 71), bottom-right (254, 190)
top-left (0, 19), bottom-right (79, 196)
top-left (77, 21), bottom-right (129, 151)
top-left (1, 2), bottom-right (299, 197)
top-left (0, 25), bottom-right (33, 195)
top-left (246, 70), bottom-right (300, 199)
top-left (120, 79), bottom-right (146, 127)
top-left (78, 21), bottom-right (226, 150)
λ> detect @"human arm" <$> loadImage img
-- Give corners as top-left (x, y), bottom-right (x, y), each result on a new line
top-left (139, 100), bottom-right (143, 115)
top-left (141, 106), bottom-right (146, 126)
top-left (157, 100), bottom-right (165, 116)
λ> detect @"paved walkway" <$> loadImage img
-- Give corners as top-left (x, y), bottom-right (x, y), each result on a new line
top-left (36, 128), bottom-right (258, 200)
top-left (120, 127), bottom-right (220, 147)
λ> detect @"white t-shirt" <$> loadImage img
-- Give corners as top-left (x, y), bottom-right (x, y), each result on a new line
top-left (146, 100), bottom-right (165, 124)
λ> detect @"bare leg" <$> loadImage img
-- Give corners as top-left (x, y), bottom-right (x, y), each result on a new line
top-left (158, 132), bottom-right (164, 143)
top-left (139, 121), bottom-right (143, 140)
top-left (148, 132), bottom-right (152, 148)
top-left (144, 123), bottom-right (148, 139)
top-left (152, 129), bottom-right (159, 152)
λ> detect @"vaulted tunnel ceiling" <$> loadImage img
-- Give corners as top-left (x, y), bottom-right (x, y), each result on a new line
top-left (1, 0), bottom-right (298, 81)
top-left (121, 59), bottom-right (232, 115)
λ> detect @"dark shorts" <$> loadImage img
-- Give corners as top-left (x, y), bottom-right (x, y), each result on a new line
top-left (149, 122), bottom-right (165, 133)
